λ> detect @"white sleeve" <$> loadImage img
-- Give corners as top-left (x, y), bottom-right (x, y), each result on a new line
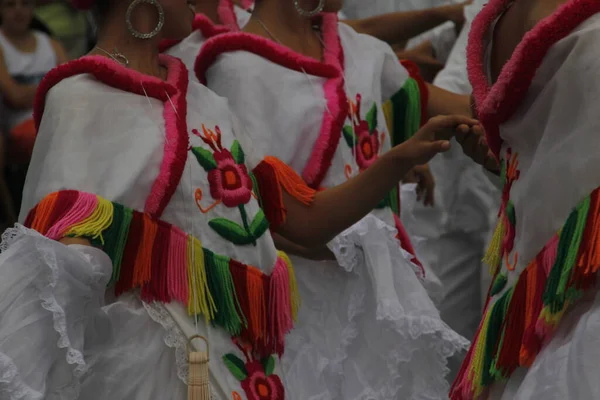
top-left (19, 76), bottom-right (163, 220)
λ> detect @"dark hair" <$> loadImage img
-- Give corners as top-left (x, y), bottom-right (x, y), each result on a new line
top-left (92, 0), bottom-right (110, 26)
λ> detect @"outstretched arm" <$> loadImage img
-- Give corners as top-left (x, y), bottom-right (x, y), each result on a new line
top-left (343, 2), bottom-right (469, 45)
top-left (276, 115), bottom-right (477, 248)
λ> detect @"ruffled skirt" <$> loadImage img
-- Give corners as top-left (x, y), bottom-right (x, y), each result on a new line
top-left (281, 215), bottom-right (469, 400)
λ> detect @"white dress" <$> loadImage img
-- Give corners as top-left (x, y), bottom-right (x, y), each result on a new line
top-left (1, 54), bottom-right (302, 400)
top-left (451, 1), bottom-right (600, 399)
top-left (404, 0), bottom-right (499, 359)
top-left (196, 14), bottom-right (469, 400)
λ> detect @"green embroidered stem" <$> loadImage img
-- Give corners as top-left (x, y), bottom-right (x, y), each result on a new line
top-left (238, 204), bottom-right (256, 246)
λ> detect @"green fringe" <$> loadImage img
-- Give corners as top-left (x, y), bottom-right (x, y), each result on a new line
top-left (389, 78), bottom-right (421, 147)
top-left (482, 288), bottom-right (513, 386)
top-left (204, 249), bottom-right (244, 334)
top-left (490, 273), bottom-right (508, 297)
top-left (543, 198), bottom-right (590, 313)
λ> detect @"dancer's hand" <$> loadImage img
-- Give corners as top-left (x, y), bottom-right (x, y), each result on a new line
top-left (401, 115), bottom-right (478, 166)
top-left (455, 123), bottom-right (500, 173)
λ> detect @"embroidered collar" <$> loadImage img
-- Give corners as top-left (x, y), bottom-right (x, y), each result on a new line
top-left (34, 54), bottom-right (190, 219)
top-left (159, 14), bottom-right (231, 52)
top-left (195, 12), bottom-right (348, 188)
top-left (467, 0), bottom-right (600, 158)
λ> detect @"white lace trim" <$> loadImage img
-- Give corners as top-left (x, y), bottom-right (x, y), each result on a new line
top-left (325, 216), bottom-right (470, 399)
top-left (0, 225), bottom-right (86, 399)
top-left (0, 353), bottom-right (43, 400)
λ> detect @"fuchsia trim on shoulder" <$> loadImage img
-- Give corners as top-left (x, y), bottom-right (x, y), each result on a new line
top-left (468, 0), bottom-right (600, 158)
top-left (218, 0), bottom-right (240, 31)
top-left (195, 13), bottom-right (348, 189)
top-left (34, 54), bottom-right (190, 219)
top-left (159, 14), bottom-right (231, 53)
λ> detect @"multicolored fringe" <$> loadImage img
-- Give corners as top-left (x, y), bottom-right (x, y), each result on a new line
top-left (450, 188), bottom-right (600, 399)
top-left (252, 156), bottom-right (317, 232)
top-left (24, 190), bottom-right (300, 357)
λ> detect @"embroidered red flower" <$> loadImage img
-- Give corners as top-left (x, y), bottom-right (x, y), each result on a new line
top-left (343, 94), bottom-right (385, 172)
top-left (223, 338), bottom-right (285, 400)
top-left (190, 125), bottom-right (269, 246)
top-left (241, 361), bottom-right (285, 400)
top-left (192, 125), bottom-right (252, 207)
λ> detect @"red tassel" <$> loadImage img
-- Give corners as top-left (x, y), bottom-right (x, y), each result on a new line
top-left (252, 161), bottom-right (286, 230)
top-left (23, 205), bottom-right (37, 228)
top-left (116, 211), bottom-right (143, 296)
top-left (495, 268), bottom-right (528, 374)
top-left (230, 260), bottom-right (252, 342)
top-left (520, 258), bottom-right (545, 366)
top-left (142, 220), bottom-right (172, 302)
top-left (44, 190), bottom-right (79, 232)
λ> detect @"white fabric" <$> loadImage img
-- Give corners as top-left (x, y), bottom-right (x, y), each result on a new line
top-left (11, 62), bottom-right (282, 398)
top-left (406, 22), bottom-right (457, 64)
top-left (342, 0), bottom-right (458, 19)
top-left (167, 30), bottom-right (207, 79)
top-left (481, 10), bottom-right (600, 398)
top-left (202, 22), bottom-right (469, 400)
top-left (0, 31), bottom-right (56, 130)
top-left (234, 5), bottom-right (251, 28)
top-left (404, 0), bottom-right (499, 339)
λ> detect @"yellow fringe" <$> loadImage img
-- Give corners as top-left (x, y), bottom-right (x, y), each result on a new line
top-left (469, 308), bottom-right (493, 398)
top-left (187, 236), bottom-right (216, 320)
top-left (66, 196), bottom-right (114, 244)
top-left (278, 251), bottom-right (300, 321)
top-left (483, 217), bottom-right (505, 276)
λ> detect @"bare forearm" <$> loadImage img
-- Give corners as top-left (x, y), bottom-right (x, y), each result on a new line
top-left (427, 84), bottom-right (472, 118)
top-left (345, 6), bottom-right (455, 45)
top-left (273, 233), bottom-right (335, 261)
top-left (278, 147), bottom-right (411, 247)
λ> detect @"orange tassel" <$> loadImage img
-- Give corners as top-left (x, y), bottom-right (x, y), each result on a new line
top-left (246, 269), bottom-right (266, 344)
top-left (133, 214), bottom-right (158, 286)
top-left (30, 192), bottom-right (58, 233)
top-left (263, 156), bottom-right (316, 206)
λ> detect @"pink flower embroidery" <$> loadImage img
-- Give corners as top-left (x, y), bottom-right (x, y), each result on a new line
top-left (223, 338), bottom-right (285, 400)
top-left (241, 361), bottom-right (285, 400)
top-left (193, 125), bottom-right (252, 208)
top-left (343, 94), bottom-right (385, 173)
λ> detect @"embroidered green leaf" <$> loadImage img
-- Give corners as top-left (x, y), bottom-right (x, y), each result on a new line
top-left (230, 140), bottom-right (245, 164)
top-left (191, 146), bottom-right (217, 171)
top-left (262, 355), bottom-right (275, 376)
top-left (342, 125), bottom-right (357, 148)
top-left (209, 218), bottom-right (254, 245)
top-left (366, 103), bottom-right (378, 133)
top-left (249, 210), bottom-right (269, 239)
top-left (223, 354), bottom-right (248, 381)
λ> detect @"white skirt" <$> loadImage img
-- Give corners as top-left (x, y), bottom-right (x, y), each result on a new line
top-left (280, 214), bottom-right (469, 400)
top-left (0, 221), bottom-right (468, 400)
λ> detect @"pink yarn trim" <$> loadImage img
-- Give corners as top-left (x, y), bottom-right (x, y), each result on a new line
top-left (269, 257), bottom-right (293, 356)
top-left (168, 226), bottom-right (190, 303)
top-left (46, 193), bottom-right (98, 240)
top-left (34, 54), bottom-right (190, 219)
top-left (468, 0), bottom-right (600, 158)
top-left (218, 0), bottom-right (240, 31)
top-left (195, 13), bottom-right (347, 188)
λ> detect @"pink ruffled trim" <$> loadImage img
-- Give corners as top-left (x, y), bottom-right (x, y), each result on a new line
top-left (195, 13), bottom-right (348, 189)
top-left (34, 54), bottom-right (190, 219)
top-left (218, 0), bottom-right (240, 31)
top-left (468, 0), bottom-right (600, 158)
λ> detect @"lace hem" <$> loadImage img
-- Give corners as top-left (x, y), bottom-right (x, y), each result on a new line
top-left (142, 301), bottom-right (190, 384)
top-left (325, 216), bottom-right (470, 399)
top-left (1, 225), bottom-right (88, 398)
top-left (0, 353), bottom-right (43, 400)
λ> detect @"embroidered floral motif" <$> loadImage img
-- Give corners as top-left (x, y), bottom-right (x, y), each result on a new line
top-left (191, 125), bottom-right (269, 246)
top-left (342, 94), bottom-right (385, 173)
top-left (223, 338), bottom-right (285, 400)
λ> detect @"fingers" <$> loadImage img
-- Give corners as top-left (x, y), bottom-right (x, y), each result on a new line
top-left (427, 115), bottom-right (479, 130)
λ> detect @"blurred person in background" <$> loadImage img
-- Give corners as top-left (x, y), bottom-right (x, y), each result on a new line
top-left (35, 0), bottom-right (94, 58)
top-left (0, 0), bottom-right (67, 225)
